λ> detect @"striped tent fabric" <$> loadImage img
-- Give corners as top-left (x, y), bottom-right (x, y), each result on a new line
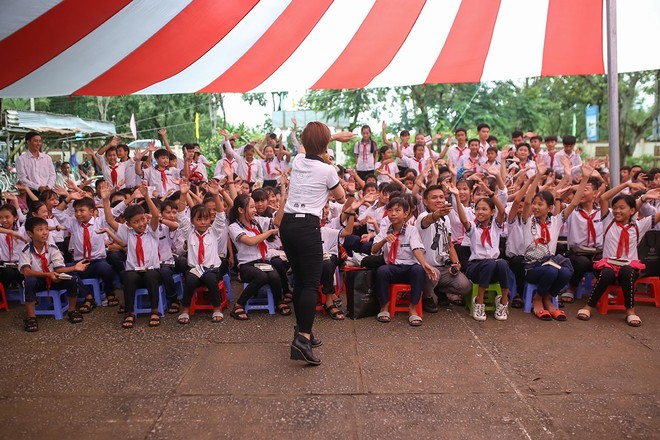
top-left (1, 0), bottom-right (659, 98)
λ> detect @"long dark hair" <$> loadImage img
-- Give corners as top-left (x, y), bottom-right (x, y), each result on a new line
top-left (229, 194), bottom-right (251, 224)
top-left (361, 125), bottom-right (376, 153)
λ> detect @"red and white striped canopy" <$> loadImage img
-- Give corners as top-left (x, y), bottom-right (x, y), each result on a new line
top-left (1, 0), bottom-right (659, 98)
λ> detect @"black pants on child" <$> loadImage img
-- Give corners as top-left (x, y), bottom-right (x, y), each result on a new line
top-left (24, 276), bottom-right (78, 302)
top-left (0, 267), bottom-right (23, 290)
top-left (465, 259), bottom-right (510, 289)
top-left (122, 270), bottom-right (161, 314)
top-left (587, 266), bottom-right (638, 309)
top-left (507, 255), bottom-right (525, 297)
top-left (320, 256), bottom-right (339, 295)
top-left (566, 251), bottom-right (601, 289)
top-left (78, 260), bottom-right (117, 298)
top-left (182, 269), bottom-right (222, 308)
top-left (237, 261), bottom-right (283, 306)
top-left (270, 256), bottom-right (291, 295)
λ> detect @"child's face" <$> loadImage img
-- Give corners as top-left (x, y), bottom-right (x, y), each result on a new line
top-left (254, 198), bottom-right (268, 216)
top-left (382, 148), bottom-right (392, 160)
top-left (244, 150), bottom-right (255, 162)
top-left (161, 205), bottom-right (177, 222)
top-left (46, 195), bottom-right (59, 210)
top-left (457, 182), bottom-right (470, 204)
top-left (74, 206), bottom-right (93, 223)
top-left (530, 139), bottom-right (541, 151)
top-left (28, 224), bottom-right (50, 244)
top-left (106, 149), bottom-right (118, 166)
top-left (546, 140), bottom-right (557, 152)
top-left (474, 200), bottom-right (494, 223)
top-left (620, 169), bottom-right (630, 181)
top-left (415, 134), bottom-right (425, 147)
top-left (365, 175), bottom-right (377, 184)
top-left (240, 182), bottom-right (249, 194)
top-left (487, 150), bottom-right (498, 162)
top-left (414, 145), bottom-right (425, 159)
top-left (379, 192), bottom-right (391, 206)
top-left (478, 127), bottom-right (490, 141)
top-left (34, 205), bottom-right (49, 219)
top-left (563, 144), bottom-right (574, 154)
top-left (612, 199), bottom-right (635, 223)
top-left (192, 212), bottom-right (211, 233)
top-left (361, 128), bottom-right (371, 141)
top-left (516, 146), bottom-right (530, 162)
top-left (268, 192), bottom-right (278, 208)
top-left (387, 204), bottom-right (408, 225)
top-left (0, 210), bottom-right (16, 229)
top-left (581, 184), bottom-right (595, 203)
top-left (117, 147), bottom-right (129, 160)
top-left (264, 147), bottom-right (275, 159)
top-left (489, 139), bottom-right (498, 148)
top-left (127, 213), bottom-right (148, 234)
top-left (531, 196), bottom-right (551, 219)
top-left (364, 187), bottom-right (377, 200)
top-left (241, 199), bottom-right (256, 222)
top-left (204, 201), bottom-right (216, 222)
top-left (472, 188), bottom-right (488, 204)
top-left (456, 132), bottom-right (467, 145)
top-left (511, 136), bottom-right (523, 146)
top-left (468, 141), bottom-right (479, 154)
top-left (404, 179), bottom-right (414, 190)
top-left (401, 134), bottom-right (410, 145)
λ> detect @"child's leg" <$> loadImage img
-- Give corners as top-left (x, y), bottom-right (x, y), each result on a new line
top-left (23, 276), bottom-right (40, 318)
top-left (566, 253), bottom-right (594, 293)
top-left (159, 266), bottom-right (177, 304)
top-left (58, 277), bottom-right (81, 315)
top-left (144, 269), bottom-right (161, 311)
top-left (408, 264), bottom-right (426, 312)
top-left (201, 271), bottom-right (222, 308)
top-left (466, 260), bottom-right (496, 304)
top-left (237, 265), bottom-right (268, 306)
top-left (121, 271), bottom-right (143, 315)
top-left (548, 267), bottom-right (573, 297)
top-left (494, 259), bottom-right (510, 304)
top-left (181, 271), bottom-right (202, 311)
top-left (265, 269), bottom-right (283, 303)
top-left (320, 259), bottom-right (336, 296)
top-left (618, 265), bottom-right (637, 312)
top-left (507, 255), bottom-right (526, 298)
top-left (270, 257), bottom-right (291, 296)
top-left (586, 268), bottom-right (616, 310)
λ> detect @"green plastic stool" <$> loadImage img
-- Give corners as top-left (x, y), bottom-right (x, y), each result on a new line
top-left (467, 283), bottom-right (502, 316)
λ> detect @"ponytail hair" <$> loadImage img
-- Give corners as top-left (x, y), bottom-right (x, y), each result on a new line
top-left (361, 124), bottom-right (376, 153)
top-left (229, 194), bottom-right (251, 224)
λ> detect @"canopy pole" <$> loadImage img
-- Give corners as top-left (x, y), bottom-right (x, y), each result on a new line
top-left (606, 0), bottom-right (620, 186)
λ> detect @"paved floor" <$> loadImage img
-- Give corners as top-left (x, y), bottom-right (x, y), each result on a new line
top-left (1, 284), bottom-right (659, 440)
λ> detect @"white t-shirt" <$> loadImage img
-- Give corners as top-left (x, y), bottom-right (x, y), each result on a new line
top-left (415, 212), bottom-right (451, 267)
top-left (284, 154), bottom-right (340, 218)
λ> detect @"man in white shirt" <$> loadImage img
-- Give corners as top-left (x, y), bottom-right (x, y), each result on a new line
top-left (553, 135), bottom-right (582, 177)
top-left (16, 132), bottom-right (56, 193)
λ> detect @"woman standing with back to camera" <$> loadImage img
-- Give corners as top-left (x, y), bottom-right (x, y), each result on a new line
top-left (276, 122), bottom-right (353, 365)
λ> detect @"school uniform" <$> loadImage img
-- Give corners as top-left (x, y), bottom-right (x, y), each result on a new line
top-left (456, 154), bottom-right (485, 171)
top-left (564, 206), bottom-right (604, 289)
top-left (262, 156), bottom-right (281, 187)
top-left (552, 150), bottom-right (582, 176)
top-left (373, 223), bottom-right (426, 307)
top-left (19, 242), bottom-right (78, 302)
top-left (447, 145), bottom-right (469, 166)
top-left (319, 223), bottom-right (344, 296)
top-left (586, 213), bottom-right (655, 310)
top-left (224, 144), bottom-right (263, 186)
top-left (116, 223), bottom-right (161, 314)
top-left (354, 141), bottom-right (376, 179)
top-left (96, 153), bottom-right (130, 188)
top-left (185, 160), bottom-right (208, 183)
top-left (213, 152), bottom-right (238, 180)
top-left (464, 219), bottom-right (509, 289)
top-left (415, 212), bottom-right (471, 299)
top-left (0, 226), bottom-right (26, 289)
top-left (229, 217), bottom-right (283, 306)
top-left (156, 222), bottom-right (183, 305)
top-left (142, 166), bottom-right (181, 194)
top-left (374, 161), bottom-right (399, 183)
top-left (401, 156), bottom-right (426, 176)
top-left (177, 210), bottom-right (227, 308)
top-left (504, 216), bottom-right (528, 297)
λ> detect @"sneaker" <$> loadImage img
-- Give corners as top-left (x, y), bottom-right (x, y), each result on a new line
top-left (494, 295), bottom-right (509, 321)
top-left (472, 297), bottom-right (486, 321)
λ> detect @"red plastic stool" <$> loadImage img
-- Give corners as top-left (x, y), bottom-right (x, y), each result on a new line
top-left (388, 284), bottom-right (423, 318)
top-left (597, 284), bottom-right (626, 314)
top-left (634, 277), bottom-right (660, 307)
top-left (189, 280), bottom-right (228, 315)
top-left (0, 284), bottom-right (9, 312)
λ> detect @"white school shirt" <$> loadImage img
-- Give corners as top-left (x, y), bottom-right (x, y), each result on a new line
top-left (505, 217), bottom-right (528, 258)
top-left (321, 226), bottom-right (342, 256)
top-left (228, 217), bottom-right (272, 266)
top-left (123, 159), bottom-right (140, 188)
top-left (177, 211), bottom-right (226, 268)
top-left (415, 212), bottom-right (451, 267)
top-left (374, 161), bottom-right (399, 183)
top-left (262, 157), bottom-right (281, 181)
top-left (402, 156), bottom-right (425, 175)
top-left (143, 167), bottom-right (181, 194)
top-left (565, 206), bottom-right (604, 250)
top-left (225, 144), bottom-right (263, 184)
top-left (185, 161), bottom-right (208, 182)
top-left (601, 213), bottom-right (653, 261)
top-left (354, 141), bottom-right (376, 171)
top-left (96, 153), bottom-right (130, 188)
top-left (19, 242), bottom-right (65, 273)
top-left (15, 151), bottom-right (56, 189)
top-left (46, 216), bottom-right (65, 244)
top-left (456, 154), bottom-right (485, 170)
top-left (447, 145), bottom-right (470, 166)
top-left (0, 226), bottom-right (26, 263)
top-left (116, 223), bottom-right (160, 270)
top-left (213, 154), bottom-right (238, 180)
top-left (373, 223), bottom-right (424, 265)
top-left (53, 209), bottom-right (109, 260)
top-left (523, 214), bottom-right (564, 255)
top-left (157, 223), bottom-right (176, 263)
top-left (552, 150), bottom-right (582, 175)
top-left (465, 219), bottom-right (504, 260)
top-left (284, 154), bottom-right (340, 218)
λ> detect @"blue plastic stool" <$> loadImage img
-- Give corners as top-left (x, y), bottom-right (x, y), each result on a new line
top-left (172, 273), bottom-right (185, 300)
top-left (6, 287), bottom-right (25, 304)
top-left (223, 273), bottom-right (233, 301)
top-left (575, 273), bottom-right (594, 300)
top-left (80, 278), bottom-right (105, 305)
top-left (243, 284), bottom-right (276, 315)
top-left (522, 283), bottom-right (559, 313)
top-left (134, 286), bottom-right (166, 317)
top-left (34, 289), bottom-right (69, 320)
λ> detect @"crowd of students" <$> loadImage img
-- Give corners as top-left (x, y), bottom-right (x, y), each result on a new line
top-left (2, 121), bottom-right (659, 333)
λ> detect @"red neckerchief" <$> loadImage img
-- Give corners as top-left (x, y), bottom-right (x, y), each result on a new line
top-left (158, 168), bottom-right (168, 191)
top-left (110, 165), bottom-right (118, 186)
top-left (577, 209), bottom-right (598, 246)
top-left (81, 223), bottom-right (92, 260)
top-left (479, 222), bottom-right (492, 248)
top-left (195, 232), bottom-right (205, 264)
top-left (456, 146), bottom-right (467, 157)
top-left (414, 158), bottom-right (422, 173)
top-left (616, 222), bottom-right (634, 258)
top-left (362, 142), bottom-right (369, 162)
top-left (536, 217), bottom-right (551, 244)
top-left (244, 222), bottom-right (267, 261)
top-left (135, 232), bottom-right (145, 267)
top-left (34, 245), bottom-right (51, 290)
top-left (265, 158), bottom-right (273, 176)
top-left (246, 161), bottom-right (252, 183)
top-left (386, 224), bottom-right (405, 264)
top-left (5, 234), bottom-right (13, 261)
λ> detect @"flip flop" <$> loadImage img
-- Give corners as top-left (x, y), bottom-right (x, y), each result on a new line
top-left (550, 309), bottom-right (567, 321)
top-left (376, 311), bottom-right (391, 323)
top-left (211, 311), bottom-right (224, 323)
top-left (626, 314), bottom-right (641, 327)
top-left (177, 313), bottom-right (190, 325)
top-left (559, 292), bottom-right (575, 303)
top-left (408, 315), bottom-right (423, 327)
top-left (534, 309), bottom-right (552, 321)
top-left (576, 308), bottom-right (591, 321)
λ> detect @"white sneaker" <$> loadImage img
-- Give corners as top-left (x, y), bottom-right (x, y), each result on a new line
top-left (473, 297), bottom-right (486, 321)
top-left (494, 295), bottom-right (509, 321)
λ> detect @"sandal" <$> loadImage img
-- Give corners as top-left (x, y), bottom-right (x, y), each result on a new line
top-left (534, 309), bottom-right (552, 321)
top-left (282, 292), bottom-right (293, 303)
top-left (122, 314), bottom-right (135, 329)
top-left (626, 314), bottom-right (641, 327)
top-left (230, 305), bottom-right (249, 321)
top-left (24, 317), bottom-right (38, 332)
top-left (408, 314), bottom-right (423, 327)
top-left (277, 302), bottom-right (292, 316)
top-left (333, 296), bottom-right (343, 308)
top-left (118, 305), bottom-right (125, 314)
top-left (177, 313), bottom-right (190, 325)
top-left (148, 314), bottom-right (161, 327)
top-left (323, 304), bottom-right (345, 320)
top-left (376, 311), bottom-right (391, 323)
top-left (79, 297), bottom-right (96, 314)
top-left (550, 309), bottom-right (567, 321)
top-left (510, 296), bottom-right (523, 309)
top-left (67, 310), bottom-right (83, 324)
top-left (167, 301), bottom-right (181, 314)
top-left (211, 311), bottom-right (224, 323)
top-left (105, 294), bottom-right (120, 307)
top-left (559, 292), bottom-right (575, 304)
top-left (577, 308), bottom-right (591, 321)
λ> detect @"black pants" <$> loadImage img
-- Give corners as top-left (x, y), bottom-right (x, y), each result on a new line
top-left (507, 255), bottom-right (525, 296)
top-left (456, 245), bottom-right (471, 274)
top-left (107, 250), bottom-right (127, 278)
top-left (587, 266), bottom-right (638, 309)
top-left (279, 213), bottom-right (322, 334)
top-left (0, 266), bottom-right (23, 289)
top-left (182, 269), bottom-right (221, 308)
top-left (320, 256), bottom-right (339, 295)
top-left (566, 251), bottom-right (601, 289)
top-left (237, 262), bottom-right (283, 306)
top-left (270, 256), bottom-right (291, 294)
top-left (122, 270), bottom-right (161, 314)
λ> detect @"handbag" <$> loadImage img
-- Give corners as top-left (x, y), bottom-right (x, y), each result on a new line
top-left (345, 268), bottom-right (380, 319)
top-left (524, 239), bottom-right (551, 265)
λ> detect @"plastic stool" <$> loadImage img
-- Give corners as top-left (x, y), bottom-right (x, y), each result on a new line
top-left (388, 284), bottom-right (423, 318)
top-left (134, 286), bottom-right (166, 317)
top-left (575, 273), bottom-right (594, 300)
top-left (0, 284), bottom-right (9, 311)
top-left (80, 278), bottom-right (105, 305)
top-left (634, 276), bottom-right (660, 307)
top-left (244, 284), bottom-right (276, 315)
top-left (34, 289), bottom-right (69, 320)
top-left (597, 285), bottom-right (626, 314)
top-left (189, 280), bottom-right (228, 315)
top-left (6, 286), bottom-right (24, 304)
top-left (223, 273), bottom-right (233, 301)
top-left (467, 283), bottom-right (502, 316)
top-left (522, 283), bottom-right (559, 313)
top-left (172, 273), bottom-right (184, 300)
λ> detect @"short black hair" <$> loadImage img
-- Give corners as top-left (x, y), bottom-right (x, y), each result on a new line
top-left (25, 216), bottom-right (49, 232)
top-left (455, 128), bottom-right (467, 136)
top-left (154, 148), bottom-right (169, 159)
top-left (544, 136), bottom-right (557, 143)
top-left (511, 130), bottom-right (524, 139)
top-left (72, 197), bottom-right (96, 210)
top-left (124, 204), bottom-right (145, 222)
top-left (562, 135), bottom-right (576, 145)
top-left (25, 131), bottom-right (41, 142)
top-left (477, 123), bottom-right (491, 132)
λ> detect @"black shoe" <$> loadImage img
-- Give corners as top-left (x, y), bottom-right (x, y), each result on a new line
top-left (290, 334), bottom-right (321, 366)
top-left (422, 297), bottom-right (439, 313)
top-left (294, 325), bottom-right (322, 348)
top-left (436, 291), bottom-right (450, 307)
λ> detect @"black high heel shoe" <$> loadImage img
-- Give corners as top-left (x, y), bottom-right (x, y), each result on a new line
top-left (290, 334), bottom-right (321, 366)
top-left (294, 325), bottom-right (322, 348)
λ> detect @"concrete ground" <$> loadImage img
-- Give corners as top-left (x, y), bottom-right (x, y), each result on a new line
top-left (1, 282), bottom-right (659, 440)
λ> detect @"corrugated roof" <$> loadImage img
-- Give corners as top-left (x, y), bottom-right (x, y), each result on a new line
top-left (4, 109), bottom-right (116, 135)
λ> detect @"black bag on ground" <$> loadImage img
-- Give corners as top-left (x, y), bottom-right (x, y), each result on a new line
top-left (638, 230), bottom-right (659, 277)
top-left (345, 268), bottom-right (379, 319)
